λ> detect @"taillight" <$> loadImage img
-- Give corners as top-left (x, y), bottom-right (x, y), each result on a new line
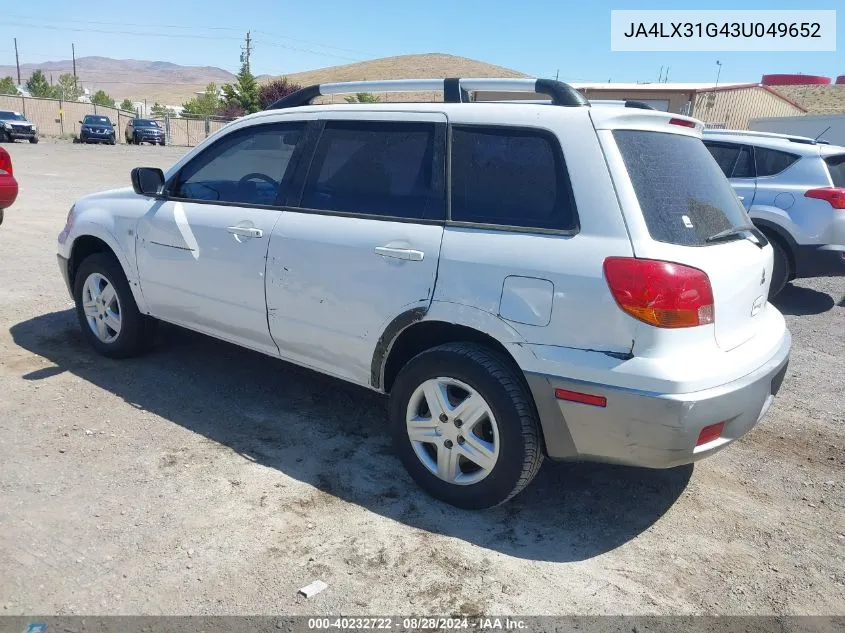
top-left (804, 187), bottom-right (845, 209)
top-left (0, 149), bottom-right (12, 176)
top-left (668, 117), bottom-right (696, 128)
top-left (603, 257), bottom-right (715, 328)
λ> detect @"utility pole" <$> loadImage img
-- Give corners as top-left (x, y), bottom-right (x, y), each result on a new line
top-left (240, 31), bottom-right (253, 72)
top-left (72, 43), bottom-right (78, 93)
top-left (14, 38), bottom-right (21, 85)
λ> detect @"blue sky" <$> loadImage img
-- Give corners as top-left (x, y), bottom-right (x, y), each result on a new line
top-left (0, 0), bottom-right (842, 83)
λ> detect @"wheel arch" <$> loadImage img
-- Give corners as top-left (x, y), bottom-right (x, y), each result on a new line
top-left (67, 230), bottom-right (148, 312)
top-left (373, 304), bottom-right (531, 395)
top-left (753, 218), bottom-right (797, 280)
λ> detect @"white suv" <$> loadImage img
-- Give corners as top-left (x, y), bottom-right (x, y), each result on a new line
top-left (57, 78), bottom-right (791, 509)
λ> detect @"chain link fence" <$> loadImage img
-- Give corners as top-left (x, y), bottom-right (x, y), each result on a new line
top-left (0, 94), bottom-right (235, 146)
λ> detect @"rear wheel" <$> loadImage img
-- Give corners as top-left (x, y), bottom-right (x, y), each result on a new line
top-left (766, 234), bottom-right (791, 298)
top-left (389, 342), bottom-right (543, 509)
top-left (73, 253), bottom-right (155, 358)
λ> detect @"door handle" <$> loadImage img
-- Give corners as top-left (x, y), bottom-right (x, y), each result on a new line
top-left (374, 246), bottom-right (424, 261)
top-left (227, 226), bottom-right (263, 239)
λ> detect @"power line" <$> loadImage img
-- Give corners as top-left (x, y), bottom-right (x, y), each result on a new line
top-left (1, 12), bottom-right (244, 32)
top-left (3, 21), bottom-right (244, 41)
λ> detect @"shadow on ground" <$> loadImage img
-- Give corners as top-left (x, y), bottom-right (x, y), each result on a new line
top-left (772, 284), bottom-right (835, 316)
top-left (11, 310), bottom-right (692, 563)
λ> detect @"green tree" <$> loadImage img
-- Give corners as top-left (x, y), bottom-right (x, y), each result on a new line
top-left (221, 64), bottom-right (259, 114)
top-left (181, 83), bottom-right (221, 116)
top-left (119, 98), bottom-right (134, 112)
top-left (55, 73), bottom-right (82, 101)
top-left (25, 70), bottom-right (54, 98)
top-left (0, 76), bottom-right (19, 96)
top-left (91, 90), bottom-right (116, 107)
top-left (344, 92), bottom-right (380, 103)
top-left (149, 102), bottom-right (176, 117)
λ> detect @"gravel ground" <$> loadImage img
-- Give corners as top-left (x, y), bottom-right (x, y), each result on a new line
top-left (0, 140), bottom-right (843, 616)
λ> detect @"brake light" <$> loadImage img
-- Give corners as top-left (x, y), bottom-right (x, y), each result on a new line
top-left (603, 257), bottom-right (715, 328)
top-left (0, 149), bottom-right (12, 176)
top-left (669, 118), bottom-right (696, 128)
top-left (804, 187), bottom-right (845, 209)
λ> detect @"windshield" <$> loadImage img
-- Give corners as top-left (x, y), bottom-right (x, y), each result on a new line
top-left (0, 111), bottom-right (25, 121)
top-left (134, 119), bottom-right (160, 128)
top-left (83, 116), bottom-right (111, 126)
top-left (825, 155), bottom-right (845, 188)
top-left (613, 130), bottom-right (753, 246)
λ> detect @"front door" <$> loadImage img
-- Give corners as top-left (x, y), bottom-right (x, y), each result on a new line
top-left (135, 121), bottom-right (306, 355)
top-left (266, 114), bottom-right (447, 386)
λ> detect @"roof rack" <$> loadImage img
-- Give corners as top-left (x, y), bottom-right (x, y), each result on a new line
top-left (589, 99), bottom-right (656, 110)
top-left (702, 128), bottom-right (820, 145)
top-left (266, 78), bottom-right (589, 110)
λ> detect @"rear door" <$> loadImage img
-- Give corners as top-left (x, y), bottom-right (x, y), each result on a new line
top-left (599, 120), bottom-right (772, 352)
top-left (704, 140), bottom-right (756, 210)
top-left (265, 113), bottom-right (447, 386)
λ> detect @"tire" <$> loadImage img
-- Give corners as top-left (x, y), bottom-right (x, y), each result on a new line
top-left (389, 342), bottom-right (543, 509)
top-left (109, 137), bottom-right (116, 146)
top-left (29, 136), bottom-right (38, 144)
top-left (766, 234), bottom-right (790, 298)
top-left (159, 140), bottom-right (165, 146)
top-left (73, 253), bottom-right (155, 358)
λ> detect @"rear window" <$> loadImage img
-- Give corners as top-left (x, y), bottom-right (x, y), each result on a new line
top-left (755, 147), bottom-right (800, 177)
top-left (825, 155), bottom-right (845, 188)
top-left (704, 142), bottom-right (754, 178)
top-left (613, 130), bottom-right (751, 246)
top-left (450, 126), bottom-right (577, 230)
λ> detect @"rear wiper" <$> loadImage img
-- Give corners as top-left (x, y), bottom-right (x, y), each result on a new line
top-left (705, 226), bottom-right (765, 248)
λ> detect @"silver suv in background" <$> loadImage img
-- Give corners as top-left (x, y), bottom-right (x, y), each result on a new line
top-left (703, 130), bottom-right (845, 297)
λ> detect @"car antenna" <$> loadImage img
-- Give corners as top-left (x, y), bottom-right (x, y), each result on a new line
top-left (814, 126), bottom-right (831, 142)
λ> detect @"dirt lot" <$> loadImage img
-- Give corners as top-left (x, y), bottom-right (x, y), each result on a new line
top-left (0, 140), bottom-right (843, 616)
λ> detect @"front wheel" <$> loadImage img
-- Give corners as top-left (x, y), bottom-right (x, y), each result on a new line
top-left (73, 253), bottom-right (155, 358)
top-left (29, 136), bottom-right (38, 144)
top-left (389, 342), bottom-right (543, 509)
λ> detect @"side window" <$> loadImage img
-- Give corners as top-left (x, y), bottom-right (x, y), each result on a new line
top-left (732, 146), bottom-right (754, 178)
top-left (172, 123), bottom-right (304, 205)
top-left (755, 147), bottom-right (800, 177)
top-left (299, 120), bottom-right (445, 220)
top-left (450, 126), bottom-right (577, 231)
top-left (704, 142), bottom-right (742, 177)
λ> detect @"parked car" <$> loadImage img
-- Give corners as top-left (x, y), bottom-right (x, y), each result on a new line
top-left (703, 129), bottom-right (845, 296)
top-left (0, 110), bottom-right (38, 143)
top-left (0, 146), bottom-right (18, 225)
top-left (126, 118), bottom-right (166, 146)
top-left (56, 78), bottom-right (791, 508)
top-left (78, 115), bottom-right (116, 145)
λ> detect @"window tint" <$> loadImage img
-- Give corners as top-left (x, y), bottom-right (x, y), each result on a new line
top-left (300, 121), bottom-right (444, 220)
top-left (825, 155), bottom-right (845, 188)
top-left (732, 146), bottom-right (754, 178)
top-left (450, 126), bottom-right (576, 230)
top-left (755, 147), bottom-right (799, 177)
top-left (704, 142), bottom-right (754, 178)
top-left (613, 130), bottom-right (752, 246)
top-left (173, 123), bottom-right (304, 206)
top-left (705, 142), bottom-right (742, 177)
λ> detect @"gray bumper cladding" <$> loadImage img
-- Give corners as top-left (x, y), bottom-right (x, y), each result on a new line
top-left (526, 332), bottom-right (791, 468)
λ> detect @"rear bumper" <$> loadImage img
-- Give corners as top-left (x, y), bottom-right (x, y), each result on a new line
top-left (794, 244), bottom-right (845, 278)
top-left (526, 330), bottom-right (791, 468)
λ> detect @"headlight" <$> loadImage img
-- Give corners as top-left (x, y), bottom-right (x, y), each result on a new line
top-left (31, 125), bottom-right (37, 132)
top-left (2, 122), bottom-right (11, 130)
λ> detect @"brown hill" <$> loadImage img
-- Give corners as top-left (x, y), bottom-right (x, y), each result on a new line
top-left (274, 53), bottom-right (530, 103)
top-left (769, 85), bottom-right (845, 114)
top-left (0, 56), bottom-right (235, 105)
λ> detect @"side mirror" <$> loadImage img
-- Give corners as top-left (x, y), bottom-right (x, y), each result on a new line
top-left (131, 167), bottom-right (165, 196)
top-left (78, 120), bottom-right (83, 124)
